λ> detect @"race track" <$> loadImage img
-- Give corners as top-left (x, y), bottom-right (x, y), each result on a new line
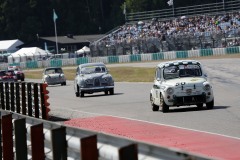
top-left (46, 58), bottom-right (240, 138)
top-left (35, 58), bottom-right (240, 159)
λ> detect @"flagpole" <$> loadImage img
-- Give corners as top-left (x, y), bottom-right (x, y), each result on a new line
top-left (53, 9), bottom-right (59, 55)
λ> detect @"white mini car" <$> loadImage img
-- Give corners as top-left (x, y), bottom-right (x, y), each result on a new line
top-left (42, 67), bottom-right (66, 86)
top-left (150, 60), bottom-right (214, 112)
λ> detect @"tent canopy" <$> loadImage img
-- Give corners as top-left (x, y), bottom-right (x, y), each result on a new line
top-left (10, 47), bottom-right (51, 57)
top-left (76, 46), bottom-right (90, 55)
top-left (8, 47), bottom-right (52, 63)
top-left (0, 39), bottom-right (24, 53)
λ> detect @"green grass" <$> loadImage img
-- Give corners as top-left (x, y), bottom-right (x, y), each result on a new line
top-left (25, 67), bottom-right (155, 82)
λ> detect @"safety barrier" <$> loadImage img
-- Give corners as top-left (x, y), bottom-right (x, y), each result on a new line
top-left (2, 46), bottom-right (240, 70)
top-left (0, 110), bottom-right (213, 160)
top-left (0, 82), bottom-right (50, 120)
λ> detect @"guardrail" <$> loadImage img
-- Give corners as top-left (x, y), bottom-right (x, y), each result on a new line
top-left (0, 110), bottom-right (214, 160)
top-left (125, 0), bottom-right (240, 22)
top-left (0, 82), bottom-right (50, 120)
top-left (2, 46), bottom-right (240, 71)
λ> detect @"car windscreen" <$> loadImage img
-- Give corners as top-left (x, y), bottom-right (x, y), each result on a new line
top-left (81, 66), bottom-right (107, 74)
top-left (45, 68), bottom-right (63, 74)
top-left (163, 64), bottom-right (202, 79)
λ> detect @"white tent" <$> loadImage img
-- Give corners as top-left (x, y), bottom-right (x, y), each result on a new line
top-left (0, 39), bottom-right (24, 54)
top-left (8, 47), bottom-right (52, 63)
top-left (76, 46), bottom-right (90, 55)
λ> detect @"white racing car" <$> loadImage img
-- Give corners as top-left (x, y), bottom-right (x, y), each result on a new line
top-left (42, 67), bottom-right (66, 86)
top-left (150, 60), bottom-right (214, 112)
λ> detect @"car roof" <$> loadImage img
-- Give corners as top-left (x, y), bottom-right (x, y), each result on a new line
top-left (78, 62), bottom-right (105, 68)
top-left (157, 60), bottom-right (201, 68)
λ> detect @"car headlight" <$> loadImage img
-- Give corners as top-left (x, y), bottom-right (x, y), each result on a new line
top-left (85, 79), bottom-right (90, 83)
top-left (203, 84), bottom-right (211, 91)
top-left (103, 77), bottom-right (109, 82)
top-left (166, 87), bottom-right (174, 94)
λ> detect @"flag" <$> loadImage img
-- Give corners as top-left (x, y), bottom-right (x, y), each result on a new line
top-left (123, 3), bottom-right (126, 15)
top-left (44, 42), bottom-right (48, 51)
top-left (167, 0), bottom-right (173, 6)
top-left (53, 9), bottom-right (58, 22)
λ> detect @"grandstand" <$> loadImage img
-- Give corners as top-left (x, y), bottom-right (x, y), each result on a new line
top-left (90, 0), bottom-right (240, 57)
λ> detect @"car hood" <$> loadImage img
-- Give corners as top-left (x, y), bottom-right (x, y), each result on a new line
top-left (163, 77), bottom-right (207, 87)
top-left (81, 73), bottom-right (110, 79)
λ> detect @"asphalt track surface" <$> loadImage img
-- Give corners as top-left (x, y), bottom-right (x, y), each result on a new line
top-left (32, 57), bottom-right (240, 160)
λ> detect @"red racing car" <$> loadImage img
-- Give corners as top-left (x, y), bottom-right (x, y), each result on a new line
top-left (0, 70), bottom-right (18, 82)
top-left (8, 66), bottom-right (25, 81)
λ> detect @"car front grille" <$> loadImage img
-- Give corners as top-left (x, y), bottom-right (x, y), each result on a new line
top-left (173, 94), bottom-right (206, 105)
top-left (94, 78), bottom-right (100, 86)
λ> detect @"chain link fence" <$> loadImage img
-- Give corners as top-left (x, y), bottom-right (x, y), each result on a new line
top-left (90, 28), bottom-right (240, 57)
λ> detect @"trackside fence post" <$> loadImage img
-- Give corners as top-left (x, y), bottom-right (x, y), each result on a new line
top-left (27, 83), bottom-right (33, 116)
top-left (15, 82), bottom-right (20, 113)
top-left (0, 118), bottom-right (2, 159)
top-left (80, 135), bottom-right (98, 160)
top-left (51, 127), bottom-right (67, 160)
top-left (14, 118), bottom-right (28, 160)
top-left (10, 82), bottom-right (15, 111)
top-left (119, 143), bottom-right (138, 160)
top-left (31, 123), bottom-right (45, 160)
top-left (33, 83), bottom-right (39, 118)
top-left (2, 114), bottom-right (14, 160)
top-left (5, 83), bottom-right (10, 110)
top-left (0, 82), bottom-right (5, 109)
top-left (21, 82), bottom-right (26, 115)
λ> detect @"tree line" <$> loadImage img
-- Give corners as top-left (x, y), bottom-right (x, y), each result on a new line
top-left (0, 0), bottom-right (219, 43)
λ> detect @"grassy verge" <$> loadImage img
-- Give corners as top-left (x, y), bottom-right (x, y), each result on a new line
top-left (25, 67), bottom-right (155, 82)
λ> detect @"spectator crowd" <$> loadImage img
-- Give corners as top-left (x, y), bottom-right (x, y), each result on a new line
top-left (100, 12), bottom-right (240, 48)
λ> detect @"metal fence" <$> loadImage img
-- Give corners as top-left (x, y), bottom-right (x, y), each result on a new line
top-left (0, 110), bottom-right (214, 160)
top-left (89, 28), bottom-right (240, 57)
top-left (0, 82), bottom-right (50, 120)
top-left (125, 0), bottom-right (240, 22)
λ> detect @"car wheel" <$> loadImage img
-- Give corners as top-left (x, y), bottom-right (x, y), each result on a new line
top-left (206, 99), bottom-right (214, 109)
top-left (75, 85), bottom-right (80, 97)
top-left (80, 91), bottom-right (84, 97)
top-left (109, 88), bottom-right (114, 95)
top-left (105, 91), bottom-right (108, 95)
top-left (160, 93), bottom-right (169, 113)
top-left (197, 103), bottom-right (203, 109)
top-left (150, 94), bottom-right (159, 111)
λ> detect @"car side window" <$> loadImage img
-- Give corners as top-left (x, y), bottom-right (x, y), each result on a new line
top-left (156, 68), bottom-right (161, 79)
top-left (76, 67), bottom-right (80, 75)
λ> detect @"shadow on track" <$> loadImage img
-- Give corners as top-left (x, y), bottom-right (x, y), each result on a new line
top-left (163, 105), bottom-right (229, 113)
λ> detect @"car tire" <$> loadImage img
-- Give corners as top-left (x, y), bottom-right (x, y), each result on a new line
top-left (150, 94), bottom-right (159, 111)
top-left (197, 103), bottom-right (203, 109)
top-left (109, 88), bottom-right (114, 95)
top-left (160, 93), bottom-right (169, 113)
top-left (206, 99), bottom-right (214, 109)
top-left (80, 91), bottom-right (84, 97)
top-left (105, 91), bottom-right (108, 95)
top-left (75, 86), bottom-right (80, 97)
